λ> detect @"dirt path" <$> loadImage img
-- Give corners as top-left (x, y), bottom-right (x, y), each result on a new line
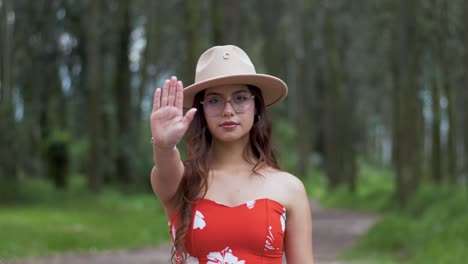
top-left (5, 199), bottom-right (378, 264)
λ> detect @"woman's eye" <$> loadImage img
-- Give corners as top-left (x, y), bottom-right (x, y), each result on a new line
top-left (235, 95), bottom-right (248, 102)
top-left (207, 98), bottom-right (222, 104)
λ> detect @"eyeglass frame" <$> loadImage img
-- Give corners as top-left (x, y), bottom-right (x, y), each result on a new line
top-left (200, 91), bottom-right (256, 116)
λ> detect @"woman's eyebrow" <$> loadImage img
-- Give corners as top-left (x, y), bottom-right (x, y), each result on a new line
top-left (205, 89), bottom-right (249, 97)
top-left (205, 91), bottom-right (223, 96)
top-left (232, 89), bottom-right (249, 94)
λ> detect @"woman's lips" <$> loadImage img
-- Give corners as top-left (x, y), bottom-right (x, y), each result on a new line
top-left (220, 121), bottom-right (239, 128)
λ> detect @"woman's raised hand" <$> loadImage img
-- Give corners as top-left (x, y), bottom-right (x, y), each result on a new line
top-left (150, 76), bottom-right (197, 149)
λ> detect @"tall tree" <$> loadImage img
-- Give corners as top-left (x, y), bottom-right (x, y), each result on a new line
top-left (0, 0), bottom-right (16, 179)
top-left (183, 0), bottom-right (203, 83)
top-left (430, 62), bottom-right (442, 182)
top-left (285, 0), bottom-right (317, 179)
top-left (322, 2), bottom-right (357, 191)
top-left (211, 0), bottom-right (239, 44)
top-left (436, 0), bottom-right (457, 184)
top-left (429, 0), bottom-right (442, 183)
top-left (85, 0), bottom-right (103, 192)
top-left (393, 0), bottom-right (423, 207)
top-left (113, 0), bottom-right (134, 184)
top-left (464, 0), bottom-right (468, 186)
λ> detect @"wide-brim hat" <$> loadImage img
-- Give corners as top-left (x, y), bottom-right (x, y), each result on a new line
top-left (183, 45), bottom-right (288, 109)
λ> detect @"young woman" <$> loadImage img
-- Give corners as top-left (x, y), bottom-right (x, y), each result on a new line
top-left (150, 45), bottom-right (313, 264)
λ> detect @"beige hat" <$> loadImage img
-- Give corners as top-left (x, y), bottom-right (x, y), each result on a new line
top-left (183, 45), bottom-right (288, 109)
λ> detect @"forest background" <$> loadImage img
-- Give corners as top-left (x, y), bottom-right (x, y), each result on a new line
top-left (1, 1), bottom-right (468, 264)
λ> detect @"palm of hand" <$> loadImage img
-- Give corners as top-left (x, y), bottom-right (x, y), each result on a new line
top-left (150, 76), bottom-right (197, 148)
top-left (151, 106), bottom-right (184, 146)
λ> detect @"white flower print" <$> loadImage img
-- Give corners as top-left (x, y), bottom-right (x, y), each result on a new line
top-left (207, 247), bottom-right (246, 264)
top-left (280, 207), bottom-right (287, 232)
top-left (246, 200), bottom-right (256, 209)
top-left (193, 210), bottom-right (206, 230)
top-left (186, 254), bottom-right (199, 264)
top-left (264, 226), bottom-right (279, 251)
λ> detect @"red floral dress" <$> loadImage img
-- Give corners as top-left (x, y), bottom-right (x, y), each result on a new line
top-left (169, 198), bottom-right (287, 263)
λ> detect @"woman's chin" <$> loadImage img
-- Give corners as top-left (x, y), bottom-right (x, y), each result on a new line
top-left (212, 133), bottom-right (249, 144)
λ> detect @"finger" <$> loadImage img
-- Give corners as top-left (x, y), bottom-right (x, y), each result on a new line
top-left (168, 76), bottom-right (177, 106)
top-left (161, 79), bottom-right (169, 106)
top-left (182, 108), bottom-right (198, 126)
top-left (175, 81), bottom-right (183, 110)
top-left (152, 88), bottom-right (161, 112)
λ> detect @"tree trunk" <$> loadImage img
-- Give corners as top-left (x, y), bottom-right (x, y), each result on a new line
top-left (285, 0), bottom-right (311, 178)
top-left (0, 0), bottom-right (17, 179)
top-left (184, 0), bottom-right (202, 84)
top-left (464, 0), bottom-right (468, 187)
top-left (394, 0), bottom-right (422, 207)
top-left (135, 0), bottom-right (160, 143)
top-left (429, 0), bottom-right (442, 183)
top-left (323, 5), bottom-right (357, 190)
top-left (1, 0), bottom-right (13, 111)
top-left (430, 65), bottom-right (442, 182)
top-left (113, 0), bottom-right (133, 184)
top-left (211, 0), bottom-right (239, 44)
top-left (85, 0), bottom-right (103, 192)
top-left (437, 0), bottom-right (457, 184)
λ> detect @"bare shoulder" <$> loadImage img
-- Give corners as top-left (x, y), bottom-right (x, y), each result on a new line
top-left (271, 170), bottom-right (305, 191)
top-left (261, 167), bottom-right (308, 210)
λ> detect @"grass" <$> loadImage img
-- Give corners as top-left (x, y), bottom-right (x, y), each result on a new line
top-left (302, 161), bottom-right (468, 264)
top-left (0, 176), bottom-right (170, 260)
top-left (347, 184), bottom-right (468, 264)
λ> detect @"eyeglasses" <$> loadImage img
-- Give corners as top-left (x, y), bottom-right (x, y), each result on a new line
top-left (201, 92), bottom-right (255, 116)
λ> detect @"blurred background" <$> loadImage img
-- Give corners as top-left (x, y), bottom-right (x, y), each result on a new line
top-left (1, 0), bottom-right (468, 263)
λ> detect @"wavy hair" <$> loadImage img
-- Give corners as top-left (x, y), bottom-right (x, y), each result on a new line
top-left (170, 86), bottom-right (280, 263)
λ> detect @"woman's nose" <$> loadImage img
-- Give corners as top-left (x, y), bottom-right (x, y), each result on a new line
top-left (223, 100), bottom-right (235, 117)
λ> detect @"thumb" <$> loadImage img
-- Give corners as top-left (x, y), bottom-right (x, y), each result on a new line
top-left (182, 108), bottom-right (198, 126)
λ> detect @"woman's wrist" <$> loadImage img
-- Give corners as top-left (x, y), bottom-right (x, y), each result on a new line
top-left (151, 137), bottom-right (176, 150)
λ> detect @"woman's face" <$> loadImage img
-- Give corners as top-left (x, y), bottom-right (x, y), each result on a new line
top-left (202, 84), bottom-right (256, 143)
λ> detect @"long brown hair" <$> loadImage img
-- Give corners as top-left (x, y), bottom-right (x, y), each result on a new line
top-left (170, 86), bottom-right (280, 263)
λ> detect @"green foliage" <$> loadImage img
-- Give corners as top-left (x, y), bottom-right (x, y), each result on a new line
top-left (341, 177), bottom-right (468, 263)
top-left (306, 161), bottom-right (468, 264)
top-left (350, 188), bottom-right (468, 263)
top-left (273, 117), bottom-right (298, 172)
top-left (306, 160), bottom-right (395, 212)
top-left (0, 176), bottom-right (169, 259)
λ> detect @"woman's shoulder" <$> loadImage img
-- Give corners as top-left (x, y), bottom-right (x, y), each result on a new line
top-left (261, 167), bottom-right (308, 209)
top-left (262, 167), bottom-right (305, 188)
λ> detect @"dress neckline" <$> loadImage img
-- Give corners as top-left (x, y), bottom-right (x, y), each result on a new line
top-left (169, 197), bottom-right (286, 221)
top-left (195, 197), bottom-right (286, 209)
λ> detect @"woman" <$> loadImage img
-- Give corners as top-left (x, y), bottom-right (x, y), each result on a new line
top-left (150, 45), bottom-right (313, 263)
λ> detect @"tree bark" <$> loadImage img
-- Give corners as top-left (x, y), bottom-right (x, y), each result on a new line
top-left (0, 0), bottom-right (17, 179)
top-left (113, 0), bottom-right (133, 184)
top-left (211, 0), bottom-right (239, 44)
top-left (437, 0), bottom-right (456, 184)
top-left (85, 0), bottom-right (103, 192)
top-left (394, 0), bottom-right (422, 207)
top-left (464, 0), bottom-right (468, 187)
top-left (1, 0), bottom-right (12, 110)
top-left (323, 4), bottom-right (356, 191)
top-left (430, 0), bottom-right (442, 183)
top-left (285, 0), bottom-right (311, 178)
top-left (184, 0), bottom-right (202, 84)
top-left (135, 0), bottom-right (160, 143)
top-left (430, 65), bottom-right (442, 182)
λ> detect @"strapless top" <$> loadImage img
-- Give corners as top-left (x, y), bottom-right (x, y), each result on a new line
top-left (169, 198), bottom-right (287, 263)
